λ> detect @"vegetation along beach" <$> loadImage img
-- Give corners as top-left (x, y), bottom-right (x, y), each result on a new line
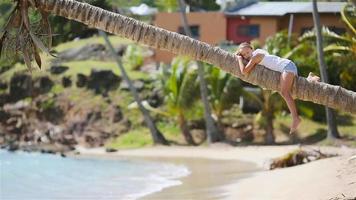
top-left (0, 0), bottom-right (355, 199)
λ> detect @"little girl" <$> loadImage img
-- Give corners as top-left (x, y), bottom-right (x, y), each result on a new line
top-left (236, 42), bottom-right (320, 134)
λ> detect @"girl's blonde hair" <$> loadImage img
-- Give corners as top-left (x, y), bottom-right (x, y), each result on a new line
top-left (236, 42), bottom-right (254, 55)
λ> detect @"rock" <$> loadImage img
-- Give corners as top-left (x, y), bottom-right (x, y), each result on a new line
top-left (0, 94), bottom-right (9, 107)
top-left (3, 100), bottom-right (30, 111)
top-left (33, 76), bottom-right (54, 95)
top-left (147, 88), bottom-right (164, 107)
top-left (86, 110), bottom-right (102, 122)
top-left (58, 43), bottom-right (106, 61)
top-left (140, 62), bottom-right (159, 73)
top-left (191, 129), bottom-right (206, 144)
top-left (0, 81), bottom-right (7, 90)
top-left (0, 65), bottom-right (11, 74)
top-left (188, 119), bottom-right (205, 129)
top-left (49, 65), bottom-right (69, 75)
top-left (8, 142), bottom-right (19, 151)
top-left (0, 110), bottom-right (10, 123)
top-left (115, 45), bottom-right (127, 56)
top-left (76, 73), bottom-right (87, 87)
top-left (0, 136), bottom-right (5, 145)
top-left (9, 73), bottom-right (32, 101)
top-left (224, 124), bottom-right (254, 143)
top-left (42, 105), bottom-right (64, 124)
top-left (62, 76), bottom-right (72, 88)
top-left (120, 80), bottom-right (144, 92)
top-left (87, 70), bottom-right (120, 94)
top-left (107, 105), bottom-right (123, 123)
top-left (106, 148), bottom-right (118, 153)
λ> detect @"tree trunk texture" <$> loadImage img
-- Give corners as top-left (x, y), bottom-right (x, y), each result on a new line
top-left (34, 0), bottom-right (356, 114)
top-left (312, 0), bottom-right (341, 139)
top-left (177, 0), bottom-right (224, 143)
top-left (178, 112), bottom-right (196, 145)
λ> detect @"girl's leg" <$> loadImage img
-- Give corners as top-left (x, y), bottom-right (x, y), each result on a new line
top-left (279, 72), bottom-right (301, 133)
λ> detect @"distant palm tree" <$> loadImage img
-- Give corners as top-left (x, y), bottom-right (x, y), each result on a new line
top-left (1, 0), bottom-right (356, 114)
top-left (312, 0), bottom-right (340, 139)
top-left (205, 65), bottom-right (242, 126)
top-left (100, 31), bottom-right (169, 145)
top-left (177, 0), bottom-right (224, 143)
top-left (157, 57), bottom-right (200, 145)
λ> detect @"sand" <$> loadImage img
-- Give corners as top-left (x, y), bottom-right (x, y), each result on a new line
top-left (71, 144), bottom-right (356, 200)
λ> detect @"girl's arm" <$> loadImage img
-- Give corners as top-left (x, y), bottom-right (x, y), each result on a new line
top-left (237, 54), bottom-right (264, 75)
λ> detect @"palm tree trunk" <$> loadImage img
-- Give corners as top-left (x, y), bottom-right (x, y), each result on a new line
top-left (32, 0), bottom-right (356, 114)
top-left (265, 114), bottom-right (275, 145)
top-left (312, 0), bottom-right (340, 139)
top-left (178, 112), bottom-right (196, 145)
top-left (262, 90), bottom-right (275, 144)
top-left (99, 31), bottom-right (169, 145)
top-left (177, 0), bottom-right (224, 143)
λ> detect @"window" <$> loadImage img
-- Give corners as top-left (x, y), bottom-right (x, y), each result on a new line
top-left (236, 25), bottom-right (260, 38)
top-left (328, 26), bottom-right (346, 35)
top-left (178, 25), bottom-right (200, 39)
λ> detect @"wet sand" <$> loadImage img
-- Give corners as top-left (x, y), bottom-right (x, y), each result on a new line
top-left (70, 145), bottom-right (356, 200)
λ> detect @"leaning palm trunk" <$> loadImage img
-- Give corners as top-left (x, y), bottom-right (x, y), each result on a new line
top-left (99, 31), bottom-right (169, 145)
top-left (25, 0), bottom-right (356, 114)
top-left (177, 0), bottom-right (224, 143)
top-left (178, 112), bottom-right (196, 145)
top-left (312, 0), bottom-right (340, 139)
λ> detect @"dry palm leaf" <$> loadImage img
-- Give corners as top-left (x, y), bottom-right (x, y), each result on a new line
top-left (0, 0), bottom-right (56, 70)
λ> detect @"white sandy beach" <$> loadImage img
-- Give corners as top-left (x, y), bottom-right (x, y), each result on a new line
top-left (72, 144), bottom-right (356, 200)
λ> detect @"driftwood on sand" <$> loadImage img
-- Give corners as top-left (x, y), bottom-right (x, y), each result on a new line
top-left (269, 148), bottom-right (336, 170)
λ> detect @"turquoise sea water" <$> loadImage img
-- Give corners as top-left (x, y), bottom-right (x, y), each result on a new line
top-left (0, 150), bottom-right (190, 200)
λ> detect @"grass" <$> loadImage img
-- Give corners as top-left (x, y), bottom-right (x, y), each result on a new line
top-left (62, 60), bottom-right (149, 80)
top-left (104, 109), bottom-right (356, 149)
top-left (106, 127), bottom-right (154, 149)
top-left (105, 122), bottom-right (182, 149)
top-left (54, 35), bottom-right (132, 52)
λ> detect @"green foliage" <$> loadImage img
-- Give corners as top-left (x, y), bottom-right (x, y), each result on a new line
top-left (106, 127), bottom-right (153, 149)
top-left (40, 98), bottom-right (56, 110)
top-left (160, 56), bottom-right (200, 113)
top-left (123, 44), bottom-right (144, 70)
top-left (105, 122), bottom-right (182, 149)
top-left (156, 0), bottom-right (178, 12)
top-left (48, 0), bottom-right (112, 46)
top-left (254, 90), bottom-right (284, 129)
top-left (291, 27), bottom-right (356, 91)
top-left (108, 0), bottom-right (144, 7)
top-left (0, 0), bottom-right (13, 28)
top-left (340, 3), bottom-right (356, 34)
top-left (185, 0), bottom-right (220, 11)
top-left (205, 64), bottom-right (242, 119)
top-left (264, 30), bottom-right (296, 57)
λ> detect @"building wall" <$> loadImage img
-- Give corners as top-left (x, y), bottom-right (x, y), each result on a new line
top-left (154, 11), bottom-right (345, 63)
top-left (154, 12), bottom-right (226, 63)
top-left (226, 16), bottom-right (279, 45)
top-left (226, 13), bottom-right (345, 46)
top-left (278, 13), bottom-right (346, 35)
top-left (249, 17), bottom-right (279, 44)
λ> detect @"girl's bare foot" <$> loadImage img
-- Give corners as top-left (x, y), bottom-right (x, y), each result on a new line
top-left (307, 72), bottom-right (321, 82)
top-left (290, 116), bottom-right (301, 134)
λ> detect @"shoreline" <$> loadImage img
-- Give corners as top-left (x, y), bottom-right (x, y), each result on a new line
top-left (69, 144), bottom-right (356, 199)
